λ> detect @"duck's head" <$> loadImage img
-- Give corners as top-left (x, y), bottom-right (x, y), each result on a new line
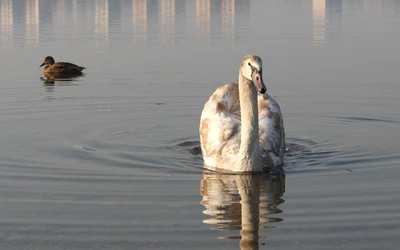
top-left (240, 55), bottom-right (266, 94)
top-left (40, 56), bottom-right (55, 67)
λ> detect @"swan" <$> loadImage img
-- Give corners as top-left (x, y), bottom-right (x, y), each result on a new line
top-left (199, 55), bottom-right (285, 172)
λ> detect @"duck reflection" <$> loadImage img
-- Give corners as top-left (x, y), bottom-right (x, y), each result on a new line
top-left (200, 172), bottom-right (285, 250)
top-left (40, 71), bottom-right (84, 85)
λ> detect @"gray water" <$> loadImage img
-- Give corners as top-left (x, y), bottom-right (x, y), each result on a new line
top-left (1, 0), bottom-right (400, 249)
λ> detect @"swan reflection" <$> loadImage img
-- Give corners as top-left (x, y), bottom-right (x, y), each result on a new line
top-left (200, 172), bottom-right (285, 249)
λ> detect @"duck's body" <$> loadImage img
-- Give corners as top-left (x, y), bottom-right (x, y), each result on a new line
top-left (40, 56), bottom-right (85, 74)
top-left (199, 55), bottom-right (285, 172)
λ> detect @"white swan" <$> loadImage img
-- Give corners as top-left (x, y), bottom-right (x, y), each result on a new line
top-left (199, 55), bottom-right (285, 172)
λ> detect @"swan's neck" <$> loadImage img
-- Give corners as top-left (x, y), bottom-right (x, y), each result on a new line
top-left (235, 73), bottom-right (262, 172)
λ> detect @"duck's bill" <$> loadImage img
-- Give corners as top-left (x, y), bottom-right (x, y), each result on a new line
top-left (39, 62), bottom-right (45, 67)
top-left (252, 71), bottom-right (266, 94)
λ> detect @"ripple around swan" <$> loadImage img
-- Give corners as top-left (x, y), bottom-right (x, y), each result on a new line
top-left (168, 133), bottom-right (400, 176)
top-left (15, 101), bottom-right (395, 178)
top-left (169, 136), bottom-right (343, 174)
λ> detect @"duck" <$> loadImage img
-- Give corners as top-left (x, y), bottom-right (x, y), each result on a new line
top-left (39, 56), bottom-right (85, 74)
top-left (199, 55), bottom-right (285, 172)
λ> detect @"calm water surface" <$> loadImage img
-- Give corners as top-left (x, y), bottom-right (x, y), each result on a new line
top-left (0, 0), bottom-right (400, 249)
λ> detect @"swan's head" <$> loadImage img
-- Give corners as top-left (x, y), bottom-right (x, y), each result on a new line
top-left (40, 56), bottom-right (55, 67)
top-left (240, 55), bottom-right (266, 94)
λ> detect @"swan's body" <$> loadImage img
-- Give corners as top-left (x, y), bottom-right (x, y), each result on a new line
top-left (40, 56), bottom-right (85, 74)
top-left (199, 55), bottom-right (285, 172)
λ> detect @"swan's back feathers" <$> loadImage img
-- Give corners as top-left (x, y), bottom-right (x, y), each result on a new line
top-left (200, 82), bottom-right (242, 169)
top-left (200, 81), bottom-right (285, 170)
top-left (201, 82), bottom-right (240, 117)
top-left (258, 94), bottom-right (285, 166)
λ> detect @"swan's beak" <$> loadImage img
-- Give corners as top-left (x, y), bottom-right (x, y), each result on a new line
top-left (252, 70), bottom-right (266, 94)
top-left (39, 62), bottom-right (46, 68)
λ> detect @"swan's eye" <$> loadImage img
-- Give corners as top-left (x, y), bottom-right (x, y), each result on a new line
top-left (248, 62), bottom-right (251, 66)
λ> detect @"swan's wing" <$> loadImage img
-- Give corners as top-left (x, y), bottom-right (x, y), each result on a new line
top-left (200, 82), bottom-right (241, 168)
top-left (258, 93), bottom-right (285, 166)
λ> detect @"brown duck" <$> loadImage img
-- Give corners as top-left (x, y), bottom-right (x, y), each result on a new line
top-left (40, 56), bottom-right (85, 74)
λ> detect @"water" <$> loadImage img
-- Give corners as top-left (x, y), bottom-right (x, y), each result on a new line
top-left (0, 0), bottom-right (399, 249)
